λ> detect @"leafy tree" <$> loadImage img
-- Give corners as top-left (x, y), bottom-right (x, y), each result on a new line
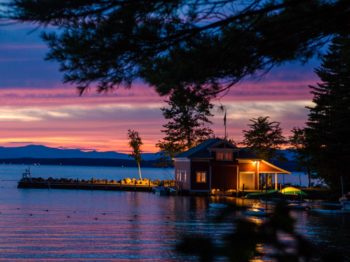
top-left (4, 1), bottom-right (350, 97)
top-left (127, 129), bottom-right (143, 180)
top-left (157, 87), bottom-right (213, 158)
top-left (242, 116), bottom-right (286, 160)
top-left (306, 34), bottom-right (350, 191)
top-left (289, 127), bottom-right (316, 187)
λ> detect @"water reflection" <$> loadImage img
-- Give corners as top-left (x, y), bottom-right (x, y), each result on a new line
top-left (0, 165), bottom-right (349, 261)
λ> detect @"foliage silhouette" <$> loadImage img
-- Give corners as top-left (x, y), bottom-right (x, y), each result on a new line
top-left (289, 127), bottom-right (316, 187)
top-left (157, 87), bottom-right (213, 160)
top-left (4, 0), bottom-right (350, 97)
top-left (306, 34), bottom-right (350, 191)
top-left (242, 116), bottom-right (286, 160)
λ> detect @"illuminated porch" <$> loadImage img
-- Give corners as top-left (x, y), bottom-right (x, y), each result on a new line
top-left (237, 159), bottom-right (291, 191)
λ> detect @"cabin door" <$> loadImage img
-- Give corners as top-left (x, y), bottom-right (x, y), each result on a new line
top-left (239, 172), bottom-right (255, 190)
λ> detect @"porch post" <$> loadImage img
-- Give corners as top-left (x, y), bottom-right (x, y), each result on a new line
top-left (236, 165), bottom-right (239, 196)
top-left (209, 162), bottom-right (212, 193)
top-left (274, 173), bottom-right (278, 190)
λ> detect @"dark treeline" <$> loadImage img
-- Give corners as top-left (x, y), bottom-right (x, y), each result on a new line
top-left (0, 156), bottom-right (300, 171)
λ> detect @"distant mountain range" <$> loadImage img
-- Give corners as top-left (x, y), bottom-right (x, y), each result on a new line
top-left (0, 145), bottom-right (299, 170)
top-left (0, 145), bottom-right (162, 161)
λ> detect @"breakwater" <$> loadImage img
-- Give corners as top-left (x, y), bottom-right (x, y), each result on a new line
top-left (18, 177), bottom-right (175, 192)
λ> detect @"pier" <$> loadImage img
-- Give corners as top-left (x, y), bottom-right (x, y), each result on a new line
top-left (18, 177), bottom-right (175, 192)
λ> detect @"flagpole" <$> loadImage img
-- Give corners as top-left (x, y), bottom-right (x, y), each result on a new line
top-left (224, 109), bottom-right (227, 140)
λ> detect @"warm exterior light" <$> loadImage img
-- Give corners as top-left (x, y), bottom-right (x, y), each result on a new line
top-left (252, 161), bottom-right (257, 165)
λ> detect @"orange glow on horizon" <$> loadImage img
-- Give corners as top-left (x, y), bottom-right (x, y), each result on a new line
top-left (0, 137), bottom-right (159, 153)
top-left (0, 77), bottom-right (315, 153)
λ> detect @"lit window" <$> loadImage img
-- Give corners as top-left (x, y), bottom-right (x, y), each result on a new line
top-left (181, 170), bottom-right (186, 182)
top-left (176, 170), bottom-right (181, 181)
top-left (177, 170), bottom-right (187, 182)
top-left (196, 171), bottom-right (206, 183)
top-left (216, 151), bottom-right (232, 161)
top-left (224, 152), bottom-right (233, 161)
top-left (216, 152), bottom-right (224, 160)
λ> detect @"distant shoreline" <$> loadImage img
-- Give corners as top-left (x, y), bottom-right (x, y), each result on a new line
top-left (0, 158), bottom-right (172, 168)
top-left (0, 157), bottom-right (299, 171)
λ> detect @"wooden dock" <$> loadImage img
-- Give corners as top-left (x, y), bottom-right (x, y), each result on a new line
top-left (17, 177), bottom-right (174, 192)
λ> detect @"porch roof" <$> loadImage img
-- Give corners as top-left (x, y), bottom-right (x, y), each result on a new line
top-left (237, 159), bottom-right (291, 174)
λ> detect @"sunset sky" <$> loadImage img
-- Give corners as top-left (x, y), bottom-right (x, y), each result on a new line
top-left (0, 23), bottom-right (319, 153)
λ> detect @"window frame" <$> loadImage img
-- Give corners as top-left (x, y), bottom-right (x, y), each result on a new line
top-left (215, 150), bottom-right (233, 161)
top-left (196, 171), bottom-right (207, 183)
top-left (176, 169), bottom-right (187, 182)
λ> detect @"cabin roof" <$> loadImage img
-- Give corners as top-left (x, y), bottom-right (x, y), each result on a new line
top-left (175, 138), bottom-right (235, 158)
top-left (174, 139), bottom-right (290, 174)
top-left (175, 138), bottom-right (261, 159)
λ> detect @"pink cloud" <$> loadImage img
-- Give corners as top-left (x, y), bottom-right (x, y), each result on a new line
top-left (0, 66), bottom-right (320, 152)
top-left (0, 44), bottom-right (47, 50)
top-left (221, 80), bottom-right (316, 102)
top-left (0, 21), bottom-right (322, 152)
top-left (0, 84), bottom-right (163, 107)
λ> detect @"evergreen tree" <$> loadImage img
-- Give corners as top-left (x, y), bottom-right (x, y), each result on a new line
top-left (127, 129), bottom-right (143, 180)
top-left (289, 127), bottom-right (315, 187)
top-left (157, 87), bottom-right (213, 158)
top-left (306, 35), bottom-right (350, 191)
top-left (242, 116), bottom-right (286, 160)
top-left (5, 1), bottom-right (350, 97)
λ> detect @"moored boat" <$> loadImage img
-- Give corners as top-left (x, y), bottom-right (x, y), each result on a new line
top-left (244, 208), bottom-right (269, 217)
top-left (310, 193), bottom-right (350, 215)
top-left (152, 186), bottom-right (177, 196)
top-left (209, 203), bottom-right (228, 209)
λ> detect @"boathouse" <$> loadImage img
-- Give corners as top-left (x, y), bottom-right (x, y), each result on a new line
top-left (174, 138), bottom-right (290, 193)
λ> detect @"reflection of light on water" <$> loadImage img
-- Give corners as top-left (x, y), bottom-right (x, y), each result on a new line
top-left (209, 195), bottom-right (223, 203)
top-left (275, 232), bottom-right (298, 256)
top-left (212, 196), bottom-right (258, 208)
top-left (252, 202), bottom-right (261, 209)
top-left (251, 243), bottom-right (267, 262)
top-left (245, 216), bottom-right (264, 225)
top-left (194, 196), bottom-right (207, 210)
top-left (1, 165), bottom-right (350, 260)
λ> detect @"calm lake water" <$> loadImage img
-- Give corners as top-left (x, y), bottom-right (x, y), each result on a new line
top-left (0, 164), bottom-right (349, 261)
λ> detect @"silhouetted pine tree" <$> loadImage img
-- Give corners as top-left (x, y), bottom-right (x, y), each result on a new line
top-left (242, 116), bottom-right (286, 160)
top-left (157, 87), bottom-right (213, 159)
top-left (289, 127), bottom-right (316, 187)
top-left (306, 35), bottom-right (350, 191)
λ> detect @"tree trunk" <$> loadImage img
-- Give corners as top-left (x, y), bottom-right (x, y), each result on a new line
top-left (137, 161), bottom-right (142, 180)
